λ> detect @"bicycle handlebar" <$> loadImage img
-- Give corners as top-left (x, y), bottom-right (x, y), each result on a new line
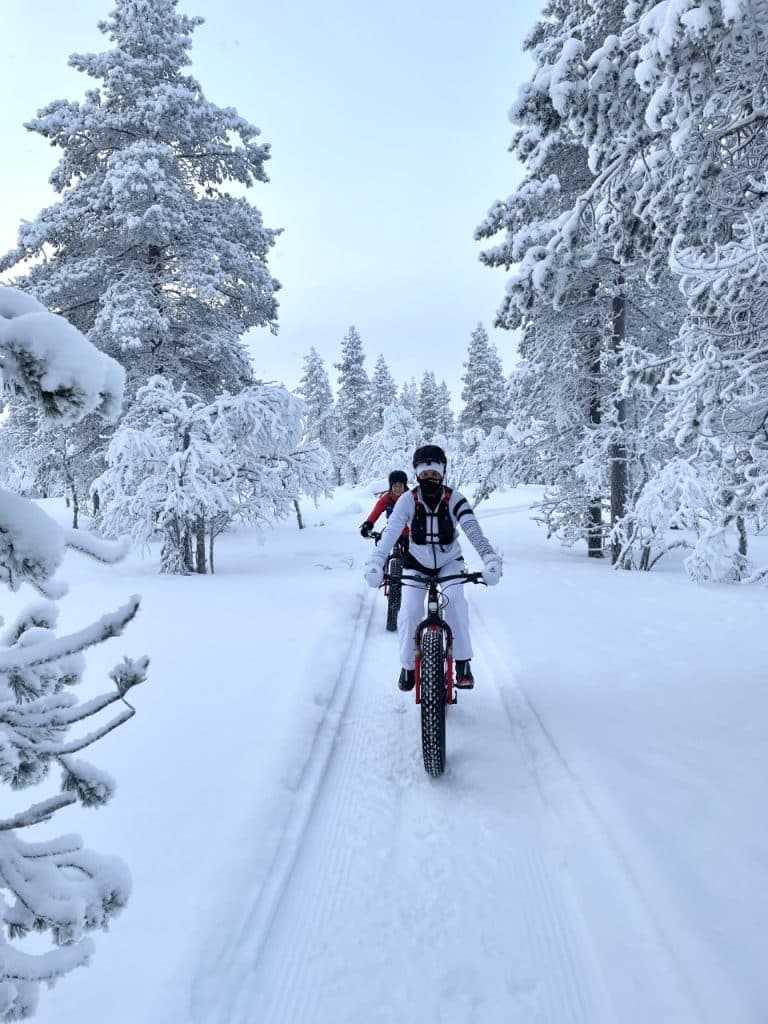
top-left (383, 570), bottom-right (486, 586)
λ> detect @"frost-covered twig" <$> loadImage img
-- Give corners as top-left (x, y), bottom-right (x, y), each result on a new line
top-left (0, 795), bottom-right (78, 832)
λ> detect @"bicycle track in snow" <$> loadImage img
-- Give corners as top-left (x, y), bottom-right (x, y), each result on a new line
top-left (194, 588), bottom-right (704, 1024)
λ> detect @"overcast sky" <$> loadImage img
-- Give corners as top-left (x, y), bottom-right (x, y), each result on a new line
top-left (1, 1), bottom-right (538, 400)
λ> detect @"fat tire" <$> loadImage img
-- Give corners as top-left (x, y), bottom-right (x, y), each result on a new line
top-left (386, 557), bottom-right (403, 632)
top-left (420, 626), bottom-right (446, 777)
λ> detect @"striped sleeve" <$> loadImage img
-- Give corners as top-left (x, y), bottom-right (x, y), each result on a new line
top-left (450, 491), bottom-right (495, 559)
top-left (452, 496), bottom-right (474, 521)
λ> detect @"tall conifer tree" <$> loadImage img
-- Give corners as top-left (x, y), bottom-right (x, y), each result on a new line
top-left (334, 326), bottom-right (371, 482)
top-left (458, 324), bottom-right (507, 434)
top-left (297, 347), bottom-right (338, 474)
top-left (400, 379), bottom-right (420, 422)
top-left (418, 371), bottom-right (441, 440)
top-left (1, 0), bottom-right (279, 400)
top-left (369, 355), bottom-right (398, 431)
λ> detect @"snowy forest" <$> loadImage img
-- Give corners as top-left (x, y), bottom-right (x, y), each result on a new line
top-left (0, 0), bottom-right (767, 1020)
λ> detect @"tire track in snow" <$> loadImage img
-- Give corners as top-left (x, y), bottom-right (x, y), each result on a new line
top-left (207, 588), bottom-right (640, 1023)
top-left (471, 606), bottom-right (706, 1022)
top-left (228, 623), bottom-right (415, 1024)
top-left (192, 588), bottom-right (378, 1024)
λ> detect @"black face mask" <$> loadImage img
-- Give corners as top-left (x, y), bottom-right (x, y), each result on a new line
top-left (419, 477), bottom-right (443, 506)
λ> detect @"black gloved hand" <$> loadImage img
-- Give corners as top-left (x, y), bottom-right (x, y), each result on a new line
top-left (360, 521), bottom-right (374, 538)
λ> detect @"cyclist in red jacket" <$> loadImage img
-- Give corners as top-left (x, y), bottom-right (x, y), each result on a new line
top-left (359, 470), bottom-right (410, 541)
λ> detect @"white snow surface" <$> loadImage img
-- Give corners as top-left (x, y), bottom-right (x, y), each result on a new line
top-left (24, 486), bottom-right (768, 1024)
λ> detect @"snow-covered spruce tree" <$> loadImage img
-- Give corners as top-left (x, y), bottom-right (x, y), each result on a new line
top-left (351, 406), bottom-right (423, 484)
top-left (334, 326), bottom-right (371, 483)
top-left (418, 370), bottom-right (442, 440)
top-left (1, 0), bottom-right (279, 399)
top-left (297, 347), bottom-right (340, 483)
top-left (400, 378), bottom-right (420, 422)
top-left (94, 376), bottom-right (229, 574)
top-left (0, 287), bottom-right (147, 1020)
top-left (205, 385), bottom-right (331, 556)
top-left (369, 355), bottom-right (398, 432)
top-left (458, 324), bottom-right (508, 435)
top-left (0, 0), bottom-right (279, 521)
top-left (577, 0), bottom-right (768, 580)
top-left (435, 381), bottom-right (455, 438)
top-left (476, 0), bottom-right (682, 560)
top-left (475, 0), bottom-right (615, 555)
top-left (95, 376), bottom-right (330, 572)
top-left (462, 424), bottom-right (522, 505)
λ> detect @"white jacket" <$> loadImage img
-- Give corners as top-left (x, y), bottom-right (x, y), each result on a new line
top-left (368, 485), bottom-right (496, 574)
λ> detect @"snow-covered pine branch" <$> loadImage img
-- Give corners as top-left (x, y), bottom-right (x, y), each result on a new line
top-left (0, 287), bottom-right (146, 1020)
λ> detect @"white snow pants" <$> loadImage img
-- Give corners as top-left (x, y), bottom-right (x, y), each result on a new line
top-left (398, 557), bottom-right (473, 669)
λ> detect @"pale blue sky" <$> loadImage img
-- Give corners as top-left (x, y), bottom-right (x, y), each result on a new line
top-left (1, 1), bottom-right (538, 399)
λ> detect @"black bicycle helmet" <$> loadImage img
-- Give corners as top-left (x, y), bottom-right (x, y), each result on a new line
top-left (412, 444), bottom-right (447, 474)
top-left (388, 469), bottom-right (408, 487)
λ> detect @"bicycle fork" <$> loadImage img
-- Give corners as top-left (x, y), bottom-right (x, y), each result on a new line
top-left (414, 619), bottom-right (456, 706)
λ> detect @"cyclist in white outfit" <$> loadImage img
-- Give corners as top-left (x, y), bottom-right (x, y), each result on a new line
top-left (364, 444), bottom-right (502, 691)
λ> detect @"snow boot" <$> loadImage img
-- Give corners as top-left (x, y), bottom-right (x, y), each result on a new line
top-left (398, 668), bottom-right (415, 692)
top-left (455, 659), bottom-right (474, 689)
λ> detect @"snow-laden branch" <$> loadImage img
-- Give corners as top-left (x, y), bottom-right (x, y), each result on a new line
top-left (0, 795), bottom-right (77, 833)
top-left (0, 598), bottom-right (140, 673)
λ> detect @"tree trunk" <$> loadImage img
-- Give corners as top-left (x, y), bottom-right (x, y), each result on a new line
top-left (161, 518), bottom-right (188, 574)
top-left (195, 516), bottom-right (207, 573)
top-left (737, 515), bottom-right (748, 558)
top-left (293, 499), bottom-right (305, 530)
top-left (609, 283), bottom-right (628, 566)
top-left (209, 528), bottom-right (215, 575)
top-left (182, 526), bottom-right (193, 573)
top-left (587, 329), bottom-right (604, 559)
top-left (148, 243), bottom-right (165, 374)
top-left (92, 490), bottom-right (100, 514)
top-left (64, 459), bottom-right (79, 530)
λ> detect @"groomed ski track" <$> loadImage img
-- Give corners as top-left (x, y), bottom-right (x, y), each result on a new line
top-left (193, 580), bottom-right (713, 1024)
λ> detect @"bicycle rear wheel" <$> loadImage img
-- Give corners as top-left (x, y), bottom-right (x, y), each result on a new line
top-left (419, 626), bottom-right (446, 777)
top-left (385, 556), bottom-right (402, 632)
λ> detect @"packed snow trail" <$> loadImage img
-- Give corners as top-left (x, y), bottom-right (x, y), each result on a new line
top-left (193, 584), bottom-right (704, 1024)
top-left (26, 488), bottom-right (766, 1023)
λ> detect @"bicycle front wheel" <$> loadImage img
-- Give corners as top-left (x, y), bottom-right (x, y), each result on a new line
top-left (419, 626), bottom-right (446, 777)
top-left (385, 556), bottom-right (402, 632)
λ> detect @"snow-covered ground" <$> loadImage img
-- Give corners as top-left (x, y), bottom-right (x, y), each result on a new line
top-left (25, 486), bottom-right (768, 1023)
